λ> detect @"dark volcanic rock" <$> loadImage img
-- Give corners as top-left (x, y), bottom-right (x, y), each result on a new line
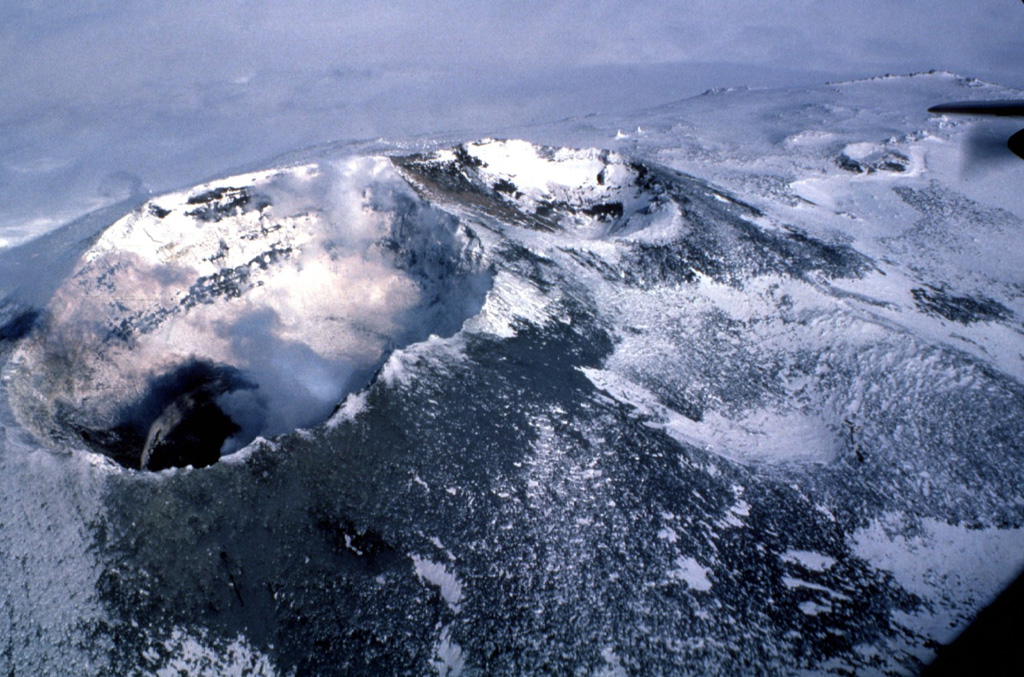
top-left (185, 186), bottom-right (271, 222)
top-left (912, 285), bottom-right (1013, 324)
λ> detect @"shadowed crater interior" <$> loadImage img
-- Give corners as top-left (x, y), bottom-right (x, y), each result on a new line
top-left (75, 361), bottom-right (254, 471)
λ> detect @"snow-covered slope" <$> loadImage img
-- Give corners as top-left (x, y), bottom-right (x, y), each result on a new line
top-left (1, 73), bottom-right (1022, 675)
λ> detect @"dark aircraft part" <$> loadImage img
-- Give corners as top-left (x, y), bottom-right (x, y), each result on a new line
top-left (1008, 128), bottom-right (1024, 160)
top-left (929, 100), bottom-right (1024, 162)
top-left (928, 100), bottom-right (1024, 117)
top-left (922, 565), bottom-right (1024, 675)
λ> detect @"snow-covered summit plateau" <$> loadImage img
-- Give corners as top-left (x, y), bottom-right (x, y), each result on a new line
top-left (1, 72), bottom-right (1022, 675)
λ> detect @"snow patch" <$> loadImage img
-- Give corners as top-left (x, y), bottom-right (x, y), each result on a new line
top-left (596, 647), bottom-right (628, 676)
top-left (431, 625), bottom-right (465, 677)
top-left (142, 627), bottom-right (278, 677)
top-left (852, 516), bottom-right (1024, 643)
top-left (412, 555), bottom-right (464, 612)
top-left (780, 550), bottom-right (837, 572)
top-left (782, 576), bottom-right (833, 594)
top-left (466, 138), bottom-right (608, 195)
top-left (657, 526), bottom-right (679, 543)
top-left (326, 391), bottom-right (368, 428)
top-left (669, 556), bottom-right (713, 591)
top-left (582, 365), bottom-right (837, 466)
top-left (463, 271), bottom-right (557, 338)
top-left (798, 600), bottom-right (831, 616)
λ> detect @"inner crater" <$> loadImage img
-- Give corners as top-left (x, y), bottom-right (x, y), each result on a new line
top-left (7, 156), bottom-right (491, 470)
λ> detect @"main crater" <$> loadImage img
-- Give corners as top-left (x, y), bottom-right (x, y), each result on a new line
top-left (7, 155), bottom-right (491, 470)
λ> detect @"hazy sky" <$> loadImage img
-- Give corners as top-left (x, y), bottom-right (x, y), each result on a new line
top-left (2, 1), bottom-right (1022, 240)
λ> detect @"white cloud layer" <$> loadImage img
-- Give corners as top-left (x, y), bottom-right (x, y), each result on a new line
top-left (1, 1), bottom-right (1022, 242)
